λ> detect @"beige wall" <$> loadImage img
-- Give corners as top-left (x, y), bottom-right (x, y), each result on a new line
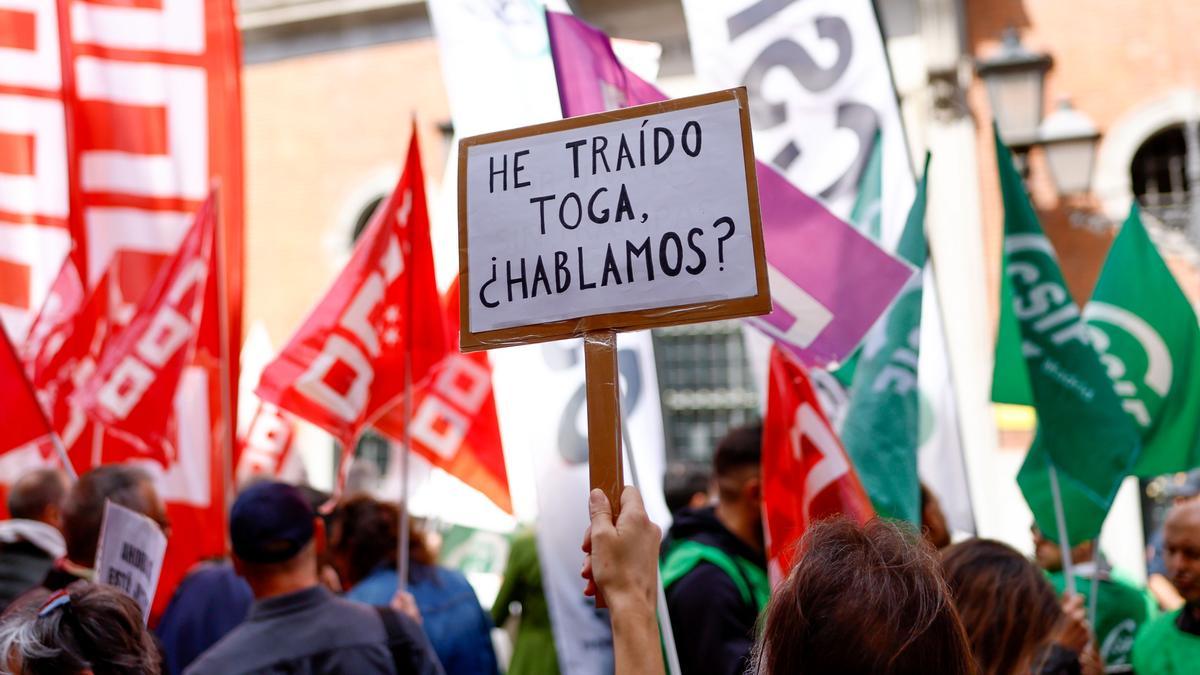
top-left (242, 38), bottom-right (451, 346)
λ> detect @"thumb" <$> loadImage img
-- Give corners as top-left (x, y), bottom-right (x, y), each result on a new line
top-left (589, 489), bottom-right (614, 529)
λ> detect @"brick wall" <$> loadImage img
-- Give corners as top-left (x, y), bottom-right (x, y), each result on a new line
top-left (242, 38), bottom-right (451, 345)
top-left (965, 0), bottom-right (1200, 308)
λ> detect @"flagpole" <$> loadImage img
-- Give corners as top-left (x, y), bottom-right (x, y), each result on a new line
top-left (397, 354), bottom-right (413, 593)
top-left (620, 418), bottom-right (680, 675)
top-left (212, 188), bottom-right (237, 515)
top-left (49, 433), bottom-right (77, 481)
top-left (1088, 551), bottom-right (1103, 628)
top-left (1048, 465), bottom-right (1077, 595)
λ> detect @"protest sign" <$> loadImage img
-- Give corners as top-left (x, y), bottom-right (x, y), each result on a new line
top-left (459, 87), bottom-right (770, 514)
top-left (459, 88), bottom-right (770, 347)
top-left (94, 500), bottom-right (168, 623)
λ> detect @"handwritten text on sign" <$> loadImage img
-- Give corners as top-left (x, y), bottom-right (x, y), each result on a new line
top-left (94, 500), bottom-right (167, 623)
top-left (464, 96), bottom-right (761, 336)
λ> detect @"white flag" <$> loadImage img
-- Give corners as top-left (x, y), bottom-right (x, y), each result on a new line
top-left (428, 3), bottom-right (673, 673)
top-left (681, 0), bottom-right (974, 533)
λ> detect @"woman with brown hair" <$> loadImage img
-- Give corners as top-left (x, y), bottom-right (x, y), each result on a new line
top-left (942, 539), bottom-right (1097, 675)
top-left (582, 487), bottom-right (976, 675)
top-left (752, 517), bottom-right (975, 674)
top-left (327, 495), bottom-right (498, 675)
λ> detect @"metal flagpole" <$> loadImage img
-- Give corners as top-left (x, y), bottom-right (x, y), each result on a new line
top-left (48, 433), bottom-right (77, 481)
top-left (397, 356), bottom-right (413, 593)
top-left (620, 424), bottom-right (681, 675)
top-left (1088, 550), bottom-right (1104, 629)
top-left (397, 143), bottom-right (417, 593)
top-left (1048, 465), bottom-right (1077, 595)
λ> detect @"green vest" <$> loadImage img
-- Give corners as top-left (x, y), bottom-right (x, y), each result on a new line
top-left (660, 539), bottom-right (770, 613)
top-left (1132, 610), bottom-right (1200, 675)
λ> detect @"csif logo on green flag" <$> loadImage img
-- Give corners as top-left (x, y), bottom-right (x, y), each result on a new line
top-left (991, 129), bottom-right (1141, 546)
top-left (1085, 205), bottom-right (1200, 477)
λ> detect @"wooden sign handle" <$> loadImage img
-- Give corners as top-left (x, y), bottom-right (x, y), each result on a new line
top-left (584, 330), bottom-right (623, 519)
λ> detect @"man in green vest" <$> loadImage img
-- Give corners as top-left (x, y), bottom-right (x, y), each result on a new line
top-left (1132, 499), bottom-right (1200, 674)
top-left (660, 423), bottom-right (769, 675)
top-left (1032, 526), bottom-right (1156, 672)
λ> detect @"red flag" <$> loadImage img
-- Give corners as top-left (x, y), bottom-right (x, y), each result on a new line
top-left (236, 401), bottom-right (299, 484)
top-left (21, 258), bottom-right (86, 376)
top-left (27, 269), bottom-right (115, 474)
top-left (0, 324), bottom-right (55, 457)
top-left (71, 197), bottom-right (218, 466)
top-left (256, 127), bottom-right (445, 447)
top-left (0, 0), bottom-right (243, 623)
top-left (762, 345), bottom-right (874, 584)
top-left (375, 277), bottom-right (511, 513)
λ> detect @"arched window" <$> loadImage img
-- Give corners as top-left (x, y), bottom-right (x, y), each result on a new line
top-left (1130, 125), bottom-right (1193, 230)
top-left (351, 196), bottom-right (385, 243)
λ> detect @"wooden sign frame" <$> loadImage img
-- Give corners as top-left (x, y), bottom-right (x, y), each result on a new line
top-left (457, 87), bottom-right (771, 353)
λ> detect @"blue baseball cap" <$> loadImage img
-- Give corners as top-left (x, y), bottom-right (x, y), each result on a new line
top-left (230, 482), bottom-right (316, 564)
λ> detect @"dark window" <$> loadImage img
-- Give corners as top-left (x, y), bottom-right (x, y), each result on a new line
top-left (352, 196), bottom-right (385, 243)
top-left (652, 321), bottom-right (759, 464)
top-left (1131, 125), bottom-right (1193, 230)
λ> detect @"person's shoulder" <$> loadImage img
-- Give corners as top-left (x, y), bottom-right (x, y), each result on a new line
top-left (432, 565), bottom-right (473, 589)
top-left (345, 569), bottom-right (399, 606)
top-left (666, 559), bottom-right (743, 608)
top-left (183, 624), bottom-right (250, 675)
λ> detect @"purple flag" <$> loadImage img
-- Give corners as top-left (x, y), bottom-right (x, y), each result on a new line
top-left (546, 11), bottom-right (912, 366)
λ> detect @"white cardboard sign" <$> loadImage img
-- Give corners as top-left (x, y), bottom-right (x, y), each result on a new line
top-left (94, 500), bottom-right (167, 623)
top-left (459, 88), bottom-right (770, 350)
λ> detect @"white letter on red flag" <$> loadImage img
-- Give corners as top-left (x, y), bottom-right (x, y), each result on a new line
top-left (762, 345), bottom-right (874, 584)
top-left (256, 127), bottom-right (446, 445)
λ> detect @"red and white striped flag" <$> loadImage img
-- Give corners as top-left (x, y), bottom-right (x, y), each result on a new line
top-left (72, 196), bottom-right (217, 467)
top-left (0, 1), bottom-right (244, 621)
top-left (374, 277), bottom-right (511, 513)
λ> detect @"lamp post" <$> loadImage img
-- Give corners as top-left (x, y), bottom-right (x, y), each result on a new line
top-left (1039, 98), bottom-right (1100, 196)
top-left (977, 29), bottom-right (1101, 199)
top-left (976, 28), bottom-right (1052, 148)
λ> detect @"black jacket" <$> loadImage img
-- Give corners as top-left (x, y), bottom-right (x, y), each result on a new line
top-left (0, 541), bottom-right (54, 611)
top-left (184, 586), bottom-right (443, 675)
top-left (661, 507), bottom-right (765, 675)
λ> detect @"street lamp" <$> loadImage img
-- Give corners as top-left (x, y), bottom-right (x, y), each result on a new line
top-left (976, 28), bottom-right (1052, 146)
top-left (1039, 98), bottom-right (1100, 195)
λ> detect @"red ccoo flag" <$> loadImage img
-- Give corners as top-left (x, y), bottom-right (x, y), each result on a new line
top-left (71, 197), bottom-right (219, 466)
top-left (762, 345), bottom-right (874, 585)
top-left (236, 401), bottom-right (300, 484)
top-left (0, 322), bottom-right (56, 459)
top-left (375, 277), bottom-right (511, 513)
top-left (256, 126), bottom-right (446, 452)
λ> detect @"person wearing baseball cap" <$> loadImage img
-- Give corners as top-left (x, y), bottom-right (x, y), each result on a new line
top-left (184, 482), bottom-right (443, 675)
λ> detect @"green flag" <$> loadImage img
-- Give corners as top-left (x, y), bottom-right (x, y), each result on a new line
top-left (1086, 204), bottom-right (1200, 476)
top-left (991, 129), bottom-right (1141, 545)
top-left (848, 130), bottom-right (885, 241)
top-left (839, 155), bottom-right (929, 524)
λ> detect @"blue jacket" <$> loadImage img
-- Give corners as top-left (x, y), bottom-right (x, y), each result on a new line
top-left (346, 563), bottom-right (498, 675)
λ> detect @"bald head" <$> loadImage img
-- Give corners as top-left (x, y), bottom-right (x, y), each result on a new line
top-left (1164, 500), bottom-right (1200, 603)
top-left (8, 469), bottom-right (70, 529)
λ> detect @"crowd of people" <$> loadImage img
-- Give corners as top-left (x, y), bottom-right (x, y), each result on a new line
top-left (0, 422), bottom-right (1194, 674)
